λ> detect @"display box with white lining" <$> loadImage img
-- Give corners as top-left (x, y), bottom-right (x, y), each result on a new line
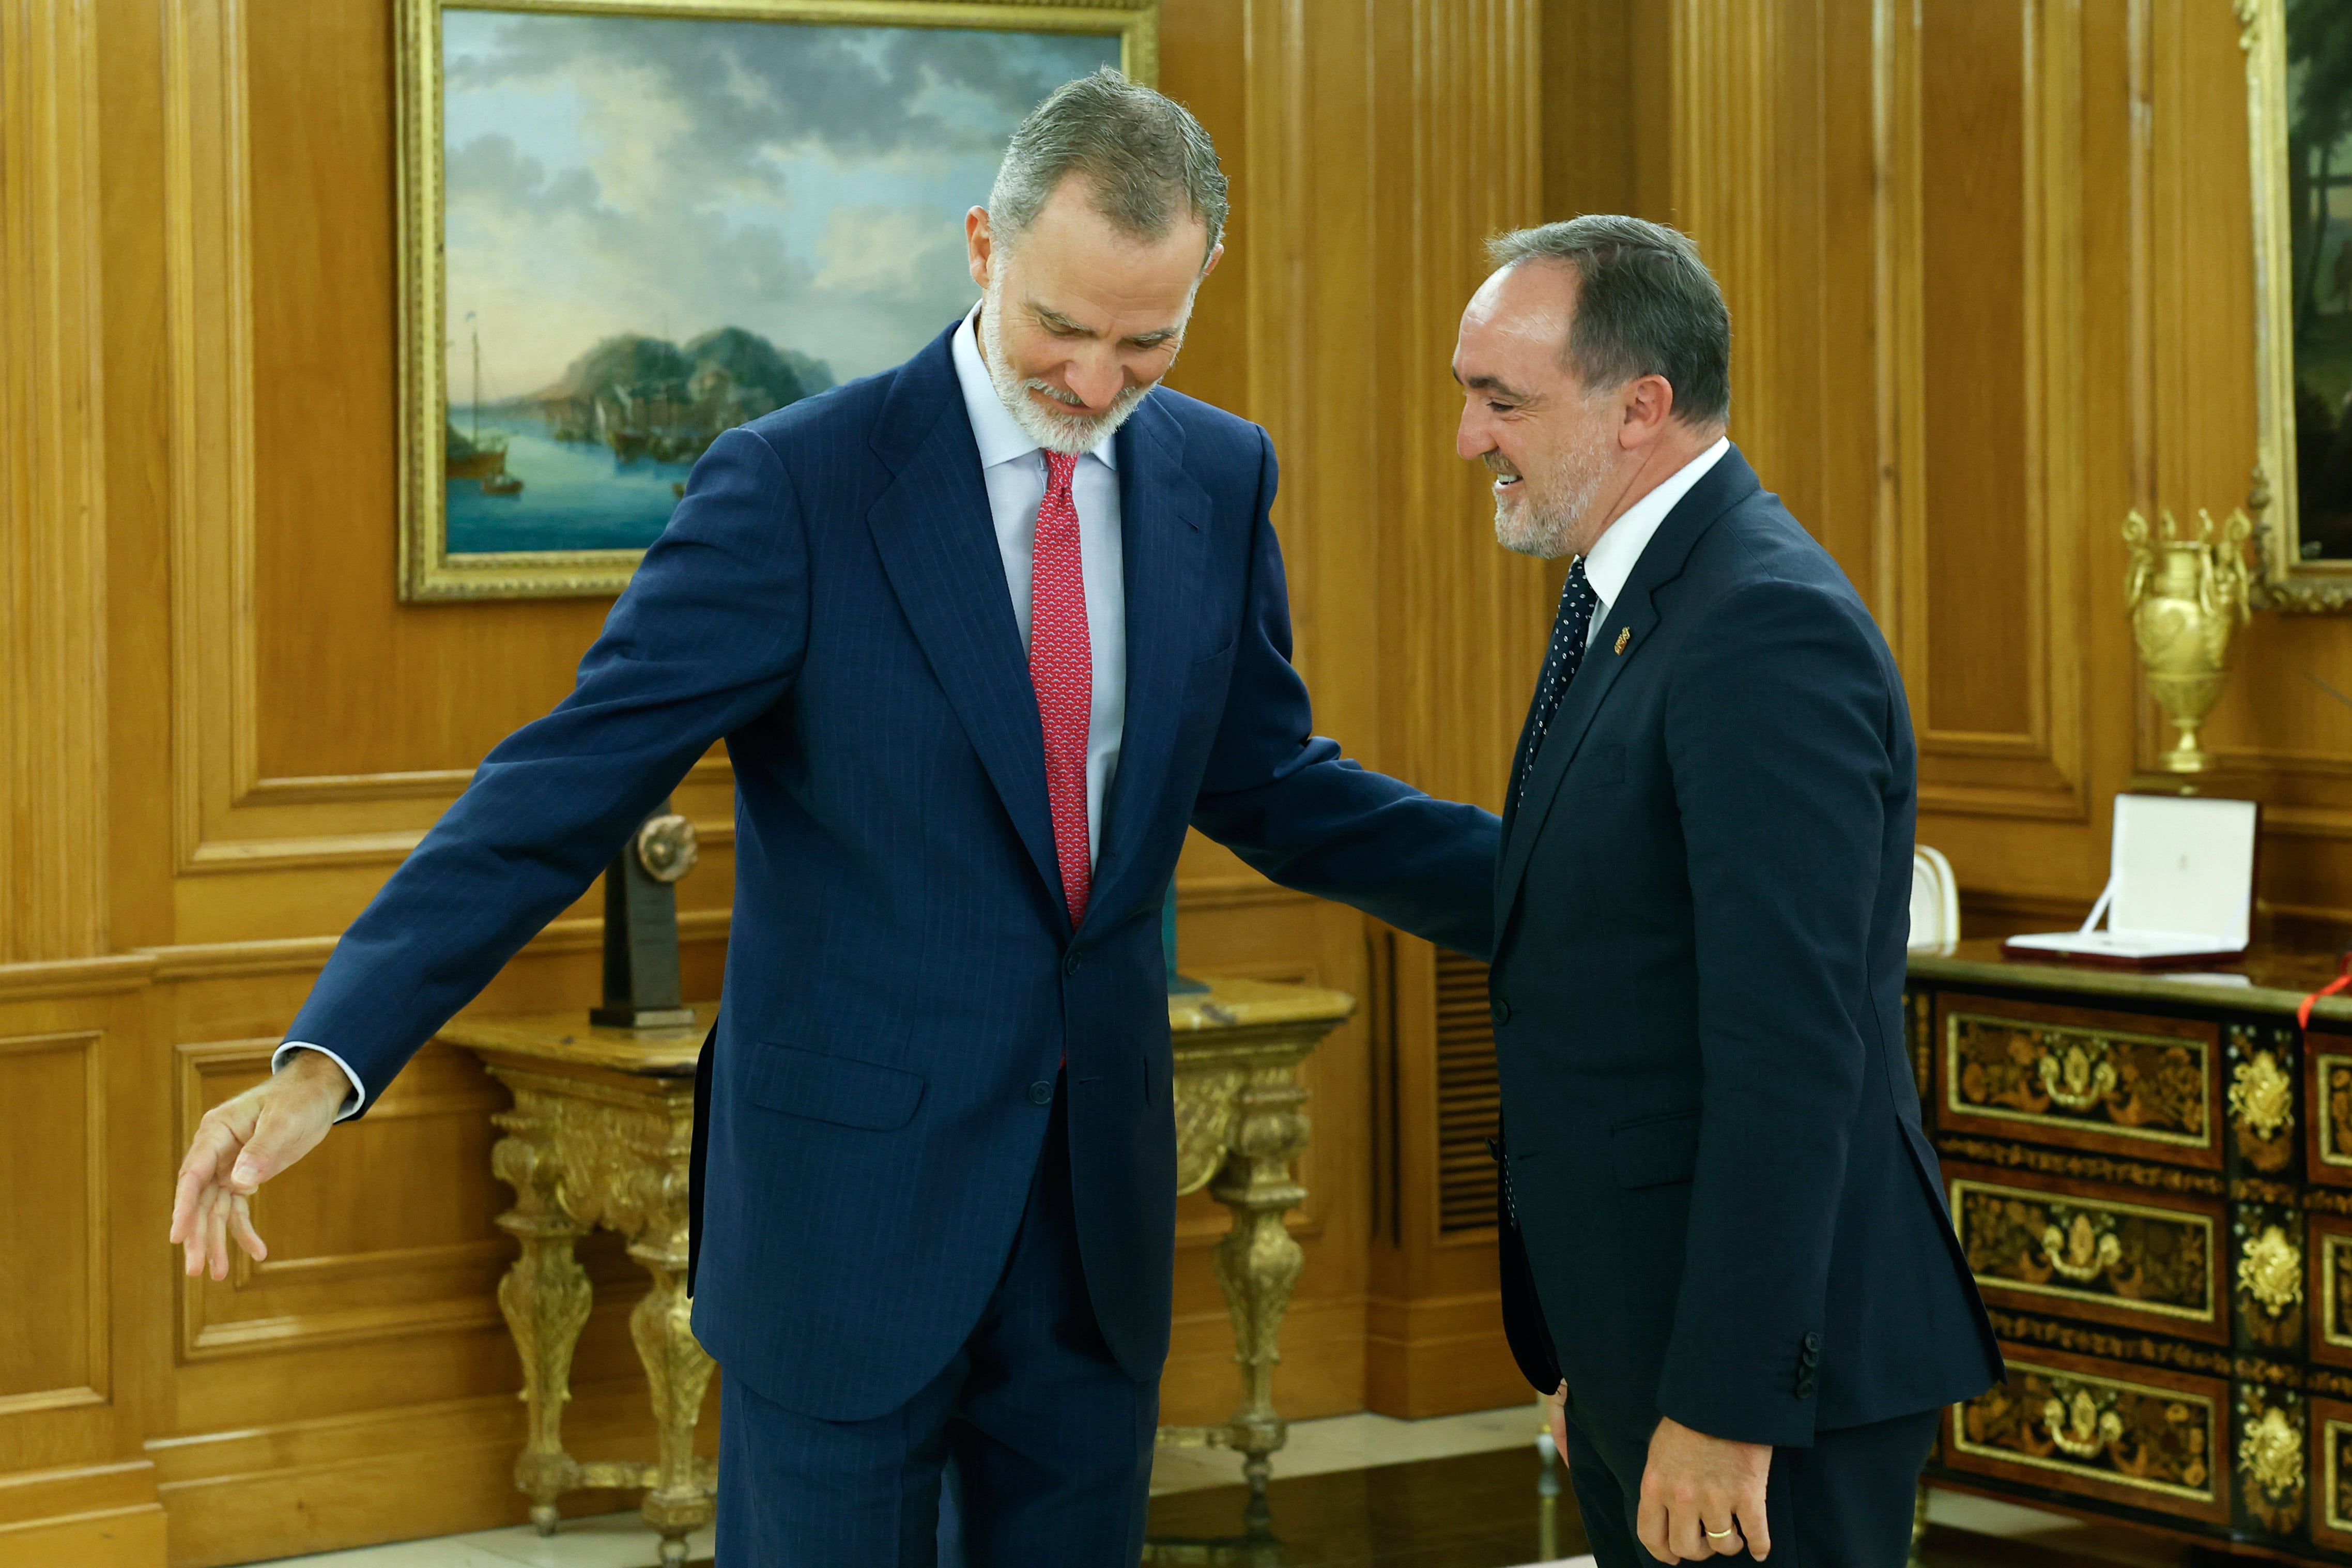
top-left (2001, 793), bottom-right (2259, 969)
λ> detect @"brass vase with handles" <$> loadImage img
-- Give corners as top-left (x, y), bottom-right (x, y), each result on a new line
top-left (2123, 508), bottom-right (2254, 773)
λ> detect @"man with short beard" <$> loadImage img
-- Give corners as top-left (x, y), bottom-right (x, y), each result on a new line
top-left (168, 70), bottom-right (1498, 1566)
top-left (1457, 216), bottom-right (2000, 1566)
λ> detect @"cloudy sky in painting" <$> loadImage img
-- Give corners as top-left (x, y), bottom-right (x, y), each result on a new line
top-left (440, 10), bottom-right (1119, 399)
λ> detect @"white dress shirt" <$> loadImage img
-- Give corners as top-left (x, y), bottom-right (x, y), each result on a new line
top-left (281, 304), bottom-right (1132, 1119)
top-left (1578, 436), bottom-right (1730, 650)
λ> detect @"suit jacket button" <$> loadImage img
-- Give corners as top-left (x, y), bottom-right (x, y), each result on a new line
top-left (1802, 1331), bottom-right (1821, 1354)
top-left (1491, 997), bottom-right (1512, 1026)
top-left (1794, 1377), bottom-right (1817, 1398)
top-left (1029, 1081), bottom-right (1054, 1106)
top-left (1063, 950), bottom-right (1083, 976)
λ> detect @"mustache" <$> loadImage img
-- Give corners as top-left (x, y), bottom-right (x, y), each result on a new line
top-left (1024, 378), bottom-right (1090, 410)
top-left (1483, 453), bottom-right (1522, 479)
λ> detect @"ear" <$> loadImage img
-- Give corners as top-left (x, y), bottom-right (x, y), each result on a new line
top-left (966, 207), bottom-right (994, 290)
top-left (1198, 240), bottom-right (1226, 282)
top-left (1618, 373), bottom-right (1677, 450)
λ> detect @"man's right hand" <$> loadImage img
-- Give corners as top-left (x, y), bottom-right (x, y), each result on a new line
top-left (170, 1049), bottom-right (350, 1280)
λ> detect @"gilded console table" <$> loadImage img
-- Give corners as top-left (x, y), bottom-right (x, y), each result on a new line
top-left (1908, 940), bottom-right (2352, 1563)
top-left (445, 976), bottom-right (1350, 1564)
top-left (441, 1007), bottom-right (712, 1568)
top-left (1156, 978), bottom-right (1354, 1499)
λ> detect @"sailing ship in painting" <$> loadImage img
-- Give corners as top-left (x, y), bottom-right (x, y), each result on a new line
top-left (448, 321), bottom-right (522, 497)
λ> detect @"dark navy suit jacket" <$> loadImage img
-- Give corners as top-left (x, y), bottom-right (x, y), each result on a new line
top-left (1488, 446), bottom-right (2000, 1450)
top-left (287, 325), bottom-right (1499, 1421)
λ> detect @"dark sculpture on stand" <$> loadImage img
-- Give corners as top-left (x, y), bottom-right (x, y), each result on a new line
top-left (592, 800), bottom-right (699, 1029)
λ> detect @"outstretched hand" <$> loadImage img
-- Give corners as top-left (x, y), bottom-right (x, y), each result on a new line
top-left (1639, 1415), bottom-right (1773, 1561)
top-left (170, 1050), bottom-right (350, 1280)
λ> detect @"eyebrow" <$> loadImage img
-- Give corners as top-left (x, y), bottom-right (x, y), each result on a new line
top-left (1452, 367), bottom-right (1535, 402)
top-left (1032, 303), bottom-right (1179, 349)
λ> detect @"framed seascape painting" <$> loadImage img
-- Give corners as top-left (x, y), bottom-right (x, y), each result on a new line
top-left (395, 0), bottom-right (1155, 601)
top-left (2249, 0), bottom-right (2352, 608)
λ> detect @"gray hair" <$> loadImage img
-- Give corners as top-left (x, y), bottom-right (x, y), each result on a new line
top-left (988, 68), bottom-right (1228, 260)
top-left (1486, 216), bottom-right (1731, 427)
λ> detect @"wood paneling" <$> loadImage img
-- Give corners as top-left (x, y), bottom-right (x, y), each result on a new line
top-left (2, 0), bottom-right (111, 964)
top-left (0, 1033), bottom-right (104, 1410)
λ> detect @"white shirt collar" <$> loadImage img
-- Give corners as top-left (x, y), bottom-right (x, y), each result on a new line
top-left (951, 304), bottom-right (1118, 472)
top-left (1580, 436), bottom-right (1731, 610)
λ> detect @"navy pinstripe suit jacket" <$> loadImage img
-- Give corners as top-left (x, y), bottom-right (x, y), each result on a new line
top-left (286, 325), bottom-right (1499, 1420)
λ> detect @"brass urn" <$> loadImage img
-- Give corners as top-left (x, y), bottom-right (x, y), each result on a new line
top-left (2122, 508), bottom-right (2254, 773)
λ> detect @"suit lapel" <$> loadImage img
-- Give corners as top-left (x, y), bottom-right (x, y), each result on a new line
top-left (1492, 447), bottom-right (1763, 934)
top-left (1087, 396), bottom-right (1207, 934)
top-left (864, 329), bottom-right (1065, 913)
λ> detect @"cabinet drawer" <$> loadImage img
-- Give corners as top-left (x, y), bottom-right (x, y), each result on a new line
top-left (1946, 1163), bottom-right (2223, 1342)
top-left (2314, 1398), bottom-right (2352, 1553)
top-left (2309, 1037), bottom-right (2352, 1189)
top-left (2310, 1214), bottom-right (2352, 1369)
top-left (1947, 1346), bottom-right (2227, 1525)
top-left (1938, 994), bottom-right (2219, 1168)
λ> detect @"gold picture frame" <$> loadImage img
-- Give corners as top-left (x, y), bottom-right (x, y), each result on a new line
top-left (395, 0), bottom-right (1157, 602)
top-left (2245, 0), bottom-right (2352, 609)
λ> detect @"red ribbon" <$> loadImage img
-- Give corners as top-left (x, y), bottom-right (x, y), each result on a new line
top-left (2300, 952), bottom-right (2352, 1030)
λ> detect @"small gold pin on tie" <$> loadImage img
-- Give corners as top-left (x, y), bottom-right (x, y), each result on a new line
top-left (1613, 627), bottom-right (1631, 655)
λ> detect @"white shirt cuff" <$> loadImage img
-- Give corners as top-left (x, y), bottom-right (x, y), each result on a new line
top-left (273, 1042), bottom-right (366, 1122)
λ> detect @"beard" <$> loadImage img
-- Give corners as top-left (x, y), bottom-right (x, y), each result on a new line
top-left (1490, 419), bottom-right (1616, 560)
top-left (979, 279), bottom-right (1161, 456)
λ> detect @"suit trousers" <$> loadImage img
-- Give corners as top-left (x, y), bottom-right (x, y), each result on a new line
top-left (714, 1080), bottom-right (1159, 1566)
top-left (1559, 1404), bottom-right (1938, 1568)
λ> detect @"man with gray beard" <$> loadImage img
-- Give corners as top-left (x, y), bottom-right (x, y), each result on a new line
top-left (1457, 217), bottom-right (1999, 1566)
top-left (170, 70), bottom-right (1499, 1566)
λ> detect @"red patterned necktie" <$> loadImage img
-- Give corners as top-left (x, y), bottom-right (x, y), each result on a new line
top-left (1031, 451), bottom-right (1092, 930)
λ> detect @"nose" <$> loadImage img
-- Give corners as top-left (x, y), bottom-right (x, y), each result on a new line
top-left (1065, 350), bottom-right (1125, 413)
top-left (1456, 399), bottom-right (1493, 461)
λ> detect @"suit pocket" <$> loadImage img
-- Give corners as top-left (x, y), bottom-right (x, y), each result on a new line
top-left (1561, 747), bottom-right (1637, 799)
top-left (745, 1040), bottom-right (926, 1131)
top-left (1561, 743), bottom-right (1626, 796)
top-left (1609, 1108), bottom-right (1699, 1189)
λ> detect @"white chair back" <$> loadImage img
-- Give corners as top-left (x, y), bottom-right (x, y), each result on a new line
top-left (1910, 845), bottom-right (1959, 951)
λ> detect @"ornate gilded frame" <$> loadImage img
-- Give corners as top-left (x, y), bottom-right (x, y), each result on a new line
top-left (395, 0), bottom-right (1158, 602)
top-left (2243, 0), bottom-right (2352, 609)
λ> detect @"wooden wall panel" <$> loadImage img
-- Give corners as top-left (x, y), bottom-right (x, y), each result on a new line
top-left (0, 1032), bottom-right (104, 1410)
top-left (1917, 1), bottom-right (2034, 741)
top-left (2, 0), bottom-right (111, 963)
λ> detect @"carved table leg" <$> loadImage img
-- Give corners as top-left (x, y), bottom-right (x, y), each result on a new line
top-left (626, 1155), bottom-right (717, 1567)
top-left (492, 1119), bottom-right (593, 1535)
top-left (1206, 1060), bottom-right (1311, 1516)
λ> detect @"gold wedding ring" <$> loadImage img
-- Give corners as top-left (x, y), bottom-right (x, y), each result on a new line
top-left (1704, 1526), bottom-right (1737, 1540)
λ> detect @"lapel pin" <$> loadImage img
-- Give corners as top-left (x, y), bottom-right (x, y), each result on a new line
top-left (1613, 627), bottom-right (1631, 655)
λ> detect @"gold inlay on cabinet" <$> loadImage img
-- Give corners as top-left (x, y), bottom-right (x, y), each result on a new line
top-left (2237, 1387), bottom-right (2307, 1536)
top-left (1953, 1361), bottom-right (2218, 1504)
top-left (1945, 1012), bottom-right (2210, 1150)
top-left (1949, 1179), bottom-right (2215, 1325)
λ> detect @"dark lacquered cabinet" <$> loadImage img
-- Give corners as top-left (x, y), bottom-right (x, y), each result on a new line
top-left (1909, 942), bottom-right (2352, 1557)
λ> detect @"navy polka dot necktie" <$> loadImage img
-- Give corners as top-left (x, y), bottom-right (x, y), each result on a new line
top-left (1514, 557), bottom-right (1600, 808)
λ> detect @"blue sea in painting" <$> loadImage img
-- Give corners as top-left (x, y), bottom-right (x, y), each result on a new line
top-left (446, 419), bottom-right (691, 554)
